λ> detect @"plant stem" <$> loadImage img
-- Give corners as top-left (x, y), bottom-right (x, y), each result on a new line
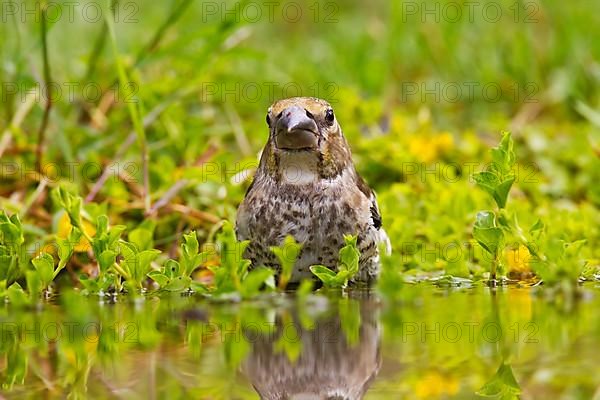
top-left (112, 262), bottom-right (130, 281)
top-left (35, 3), bottom-right (53, 173)
top-left (490, 256), bottom-right (498, 286)
top-left (141, 139), bottom-right (151, 213)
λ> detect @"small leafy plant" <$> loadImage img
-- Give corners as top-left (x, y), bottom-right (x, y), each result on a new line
top-left (476, 363), bottom-right (521, 399)
top-left (0, 212), bottom-right (27, 285)
top-left (472, 132), bottom-right (515, 282)
top-left (472, 132), bottom-right (588, 287)
top-left (56, 188), bottom-right (129, 294)
top-left (529, 231), bottom-right (588, 289)
top-left (310, 235), bottom-right (360, 288)
top-left (148, 231), bottom-right (206, 292)
top-left (209, 221), bottom-right (274, 298)
top-left (473, 132), bottom-right (516, 209)
top-left (0, 211), bottom-right (69, 301)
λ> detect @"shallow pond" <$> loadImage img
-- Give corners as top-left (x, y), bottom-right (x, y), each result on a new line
top-left (0, 285), bottom-right (598, 399)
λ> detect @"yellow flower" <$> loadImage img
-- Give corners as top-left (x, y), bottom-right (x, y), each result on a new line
top-left (437, 132), bottom-right (454, 152)
top-left (57, 212), bottom-right (96, 252)
top-left (506, 245), bottom-right (531, 274)
top-left (408, 137), bottom-right (438, 163)
top-left (408, 133), bottom-right (455, 163)
top-left (415, 371), bottom-right (459, 398)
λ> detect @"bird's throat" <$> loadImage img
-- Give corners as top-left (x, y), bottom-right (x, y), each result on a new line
top-left (276, 151), bottom-right (320, 185)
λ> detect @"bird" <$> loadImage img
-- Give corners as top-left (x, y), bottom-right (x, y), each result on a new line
top-left (235, 97), bottom-right (390, 285)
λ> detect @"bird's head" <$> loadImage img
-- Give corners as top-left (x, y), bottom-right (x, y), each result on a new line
top-left (260, 97), bottom-right (353, 182)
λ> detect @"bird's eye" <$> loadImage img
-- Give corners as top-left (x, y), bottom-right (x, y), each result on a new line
top-left (266, 113), bottom-right (271, 127)
top-left (325, 108), bottom-right (335, 125)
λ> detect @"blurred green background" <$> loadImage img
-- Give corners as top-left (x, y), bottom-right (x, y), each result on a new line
top-left (2, 1), bottom-right (600, 398)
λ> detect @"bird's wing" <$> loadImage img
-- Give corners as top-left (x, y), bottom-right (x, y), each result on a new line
top-left (235, 185), bottom-right (255, 242)
top-left (356, 174), bottom-right (392, 255)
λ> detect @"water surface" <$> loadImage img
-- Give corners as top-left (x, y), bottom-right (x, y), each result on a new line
top-left (1, 285), bottom-right (598, 399)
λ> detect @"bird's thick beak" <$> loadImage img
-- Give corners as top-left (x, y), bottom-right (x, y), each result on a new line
top-left (275, 105), bottom-right (319, 150)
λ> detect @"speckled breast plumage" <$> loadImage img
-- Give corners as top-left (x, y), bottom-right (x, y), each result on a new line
top-left (236, 170), bottom-right (383, 284)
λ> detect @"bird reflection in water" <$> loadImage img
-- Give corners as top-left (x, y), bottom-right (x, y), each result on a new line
top-left (242, 299), bottom-right (381, 400)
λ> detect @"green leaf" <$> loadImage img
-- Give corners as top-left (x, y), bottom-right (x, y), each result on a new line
top-left (490, 132), bottom-right (516, 175)
top-left (0, 222), bottom-right (23, 246)
top-left (474, 171), bottom-right (515, 209)
top-left (182, 231), bottom-right (199, 258)
top-left (128, 220), bottom-right (156, 251)
top-left (108, 226), bottom-right (127, 246)
top-left (217, 221), bottom-right (251, 278)
top-left (296, 280), bottom-right (314, 298)
top-left (164, 259), bottom-right (182, 279)
top-left (310, 236), bottom-right (361, 288)
top-left (56, 187), bottom-right (83, 230)
top-left (25, 270), bottom-right (43, 297)
top-left (181, 231), bottom-right (206, 277)
top-left (57, 228), bottom-right (81, 271)
top-left (0, 211), bottom-right (25, 252)
top-left (136, 250), bottom-right (161, 283)
top-left (0, 249), bottom-right (20, 284)
top-left (163, 276), bottom-right (192, 292)
top-left (90, 213), bottom-right (125, 262)
top-left (473, 132), bottom-right (516, 209)
top-left (6, 283), bottom-right (29, 307)
top-left (310, 265), bottom-right (337, 284)
top-left (147, 271), bottom-right (170, 287)
top-left (494, 176), bottom-right (515, 209)
top-left (120, 241), bottom-right (138, 266)
top-left (473, 211), bottom-right (504, 256)
top-left (529, 219), bottom-right (545, 233)
top-left (241, 268), bottom-right (274, 298)
top-left (120, 241), bottom-right (160, 285)
top-left (96, 214), bottom-right (109, 236)
top-left (474, 171), bottom-right (500, 197)
top-left (271, 235), bottom-right (302, 289)
top-left (127, 228), bottom-right (154, 250)
top-left (477, 363), bottom-right (521, 398)
top-left (332, 270), bottom-right (351, 287)
top-left (31, 253), bottom-right (54, 288)
top-left (98, 250), bottom-right (117, 273)
top-left (158, 259), bottom-right (196, 291)
top-left (339, 235), bottom-right (360, 277)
